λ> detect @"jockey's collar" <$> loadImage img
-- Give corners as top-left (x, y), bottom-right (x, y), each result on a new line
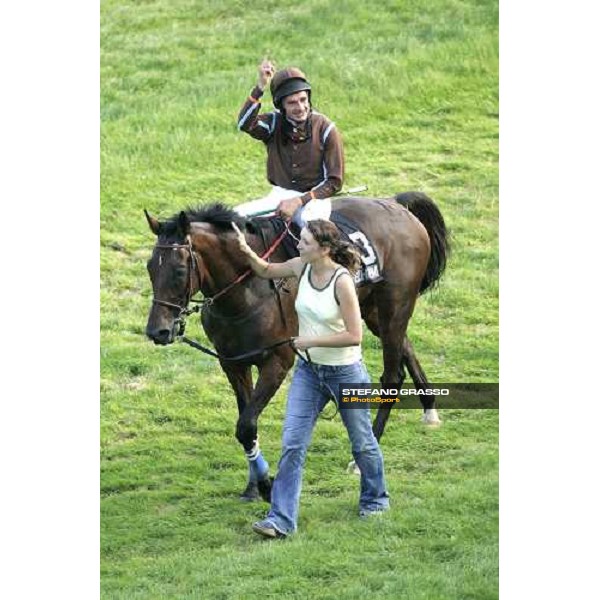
top-left (283, 112), bottom-right (312, 142)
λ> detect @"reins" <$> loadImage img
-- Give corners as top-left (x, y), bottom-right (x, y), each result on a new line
top-left (179, 335), bottom-right (293, 361)
top-left (178, 335), bottom-right (338, 419)
top-left (202, 222), bottom-right (290, 308)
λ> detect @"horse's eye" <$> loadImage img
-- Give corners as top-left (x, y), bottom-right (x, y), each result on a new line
top-left (173, 268), bottom-right (187, 281)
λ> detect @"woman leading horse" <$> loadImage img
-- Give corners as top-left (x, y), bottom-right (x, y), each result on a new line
top-left (145, 192), bottom-right (449, 502)
top-left (231, 219), bottom-right (390, 538)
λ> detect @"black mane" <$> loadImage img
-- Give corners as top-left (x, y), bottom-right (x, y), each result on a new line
top-left (162, 202), bottom-right (246, 234)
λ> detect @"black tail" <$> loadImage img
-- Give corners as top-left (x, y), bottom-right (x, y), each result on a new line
top-left (395, 192), bottom-right (450, 294)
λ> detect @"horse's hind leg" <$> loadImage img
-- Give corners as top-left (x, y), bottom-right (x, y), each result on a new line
top-left (370, 284), bottom-right (417, 442)
top-left (364, 301), bottom-right (440, 426)
top-left (361, 291), bottom-right (408, 442)
top-left (402, 337), bottom-right (441, 426)
top-left (363, 293), bottom-right (407, 389)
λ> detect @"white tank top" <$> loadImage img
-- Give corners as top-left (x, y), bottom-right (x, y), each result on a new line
top-left (295, 263), bottom-right (362, 366)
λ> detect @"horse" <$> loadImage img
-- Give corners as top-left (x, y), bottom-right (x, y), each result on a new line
top-left (145, 192), bottom-right (449, 501)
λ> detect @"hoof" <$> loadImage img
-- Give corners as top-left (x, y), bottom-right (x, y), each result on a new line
top-left (239, 481), bottom-right (260, 502)
top-left (257, 476), bottom-right (274, 503)
top-left (421, 409), bottom-right (442, 427)
top-left (347, 459), bottom-right (361, 475)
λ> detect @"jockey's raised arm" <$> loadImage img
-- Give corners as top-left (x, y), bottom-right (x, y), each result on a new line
top-left (235, 62), bottom-right (344, 223)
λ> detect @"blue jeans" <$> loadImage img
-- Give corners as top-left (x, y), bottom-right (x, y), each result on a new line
top-left (265, 359), bottom-right (390, 534)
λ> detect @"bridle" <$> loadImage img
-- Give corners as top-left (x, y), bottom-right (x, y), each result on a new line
top-left (152, 236), bottom-right (201, 307)
top-left (151, 236), bottom-right (204, 335)
top-left (150, 223), bottom-right (290, 335)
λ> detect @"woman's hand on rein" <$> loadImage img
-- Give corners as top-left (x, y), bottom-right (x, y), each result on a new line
top-left (292, 336), bottom-right (312, 351)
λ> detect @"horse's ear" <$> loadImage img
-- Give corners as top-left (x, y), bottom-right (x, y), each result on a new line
top-left (178, 211), bottom-right (190, 235)
top-left (144, 209), bottom-right (161, 235)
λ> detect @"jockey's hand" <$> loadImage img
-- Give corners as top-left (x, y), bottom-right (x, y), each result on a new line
top-left (291, 336), bottom-right (312, 351)
top-left (231, 222), bottom-right (254, 257)
top-left (258, 59), bottom-right (276, 91)
top-left (277, 197), bottom-right (303, 220)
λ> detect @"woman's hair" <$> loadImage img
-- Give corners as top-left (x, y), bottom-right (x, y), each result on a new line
top-left (306, 219), bottom-right (362, 274)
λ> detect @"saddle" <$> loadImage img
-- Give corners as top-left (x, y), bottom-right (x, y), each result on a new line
top-left (247, 212), bottom-right (383, 287)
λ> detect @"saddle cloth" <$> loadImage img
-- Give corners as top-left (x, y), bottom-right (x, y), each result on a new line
top-left (248, 212), bottom-right (383, 287)
top-left (330, 211), bottom-right (383, 286)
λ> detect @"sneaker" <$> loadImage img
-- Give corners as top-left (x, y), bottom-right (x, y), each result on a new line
top-left (359, 507), bottom-right (389, 519)
top-left (252, 519), bottom-right (287, 539)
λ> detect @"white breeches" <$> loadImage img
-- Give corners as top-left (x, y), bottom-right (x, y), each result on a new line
top-left (234, 186), bottom-right (331, 226)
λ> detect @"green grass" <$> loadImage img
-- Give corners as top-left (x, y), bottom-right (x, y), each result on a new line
top-left (101, 0), bottom-right (498, 597)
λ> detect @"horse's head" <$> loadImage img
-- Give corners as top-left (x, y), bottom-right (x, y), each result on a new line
top-left (144, 209), bottom-right (198, 345)
top-left (144, 204), bottom-right (249, 345)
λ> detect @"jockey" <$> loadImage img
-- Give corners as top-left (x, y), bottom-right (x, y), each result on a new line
top-left (235, 60), bottom-right (344, 227)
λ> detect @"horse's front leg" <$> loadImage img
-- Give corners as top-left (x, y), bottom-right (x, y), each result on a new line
top-left (236, 351), bottom-right (293, 503)
top-left (221, 363), bottom-right (261, 501)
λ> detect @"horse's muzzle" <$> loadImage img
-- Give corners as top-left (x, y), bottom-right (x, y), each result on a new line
top-left (146, 327), bottom-right (175, 345)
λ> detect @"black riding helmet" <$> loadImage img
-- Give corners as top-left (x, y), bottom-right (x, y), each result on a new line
top-left (270, 67), bottom-right (312, 109)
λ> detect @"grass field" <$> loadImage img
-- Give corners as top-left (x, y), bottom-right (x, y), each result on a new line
top-left (101, 0), bottom-right (498, 597)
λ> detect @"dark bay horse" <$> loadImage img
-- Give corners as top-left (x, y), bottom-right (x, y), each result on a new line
top-left (145, 192), bottom-right (449, 501)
